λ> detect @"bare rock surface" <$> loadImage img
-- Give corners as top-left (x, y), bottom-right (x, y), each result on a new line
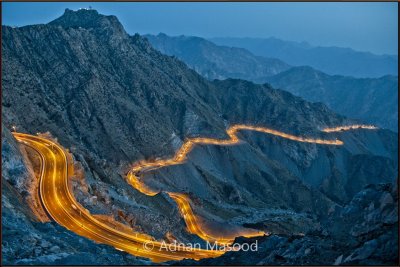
top-left (175, 183), bottom-right (398, 265)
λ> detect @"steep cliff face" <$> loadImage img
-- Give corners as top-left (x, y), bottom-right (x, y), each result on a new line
top-left (2, 9), bottom-right (398, 265)
top-left (145, 33), bottom-right (290, 81)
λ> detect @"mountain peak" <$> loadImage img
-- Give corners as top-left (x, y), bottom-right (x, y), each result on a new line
top-left (49, 8), bottom-right (125, 34)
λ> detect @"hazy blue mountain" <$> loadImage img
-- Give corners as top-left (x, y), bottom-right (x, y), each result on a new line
top-left (144, 35), bottom-right (398, 131)
top-left (145, 33), bottom-right (290, 81)
top-left (210, 37), bottom-right (398, 78)
top-left (2, 9), bottom-right (398, 265)
top-left (264, 66), bottom-right (398, 131)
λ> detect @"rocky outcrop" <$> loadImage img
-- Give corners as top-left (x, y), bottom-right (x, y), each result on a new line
top-left (1, 125), bottom-right (49, 221)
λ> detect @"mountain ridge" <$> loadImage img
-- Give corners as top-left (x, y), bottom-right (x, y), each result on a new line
top-left (210, 37), bottom-right (398, 78)
top-left (265, 66), bottom-right (398, 131)
top-left (147, 33), bottom-right (398, 131)
top-left (2, 8), bottom-right (398, 265)
top-left (145, 33), bottom-right (291, 81)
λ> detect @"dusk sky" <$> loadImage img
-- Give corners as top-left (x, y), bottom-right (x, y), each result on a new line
top-left (2, 2), bottom-right (398, 55)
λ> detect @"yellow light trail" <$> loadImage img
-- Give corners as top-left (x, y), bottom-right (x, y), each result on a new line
top-left (13, 133), bottom-right (224, 263)
top-left (127, 124), bottom-right (375, 245)
top-left (13, 123), bottom-right (376, 262)
top-left (322, 124), bottom-right (378, 133)
top-left (167, 192), bottom-right (265, 245)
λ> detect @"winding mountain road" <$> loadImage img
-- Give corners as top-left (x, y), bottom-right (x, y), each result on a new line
top-left (13, 133), bottom-right (224, 263)
top-left (127, 124), bottom-right (376, 244)
top-left (13, 124), bottom-right (377, 262)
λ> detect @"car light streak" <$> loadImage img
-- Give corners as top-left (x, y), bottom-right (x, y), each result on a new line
top-left (13, 123), bottom-right (376, 261)
top-left (167, 192), bottom-right (265, 245)
top-left (127, 124), bottom-right (375, 245)
top-left (322, 124), bottom-right (378, 133)
top-left (13, 133), bottom-right (224, 262)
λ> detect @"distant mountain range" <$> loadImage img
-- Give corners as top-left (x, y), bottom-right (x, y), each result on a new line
top-left (265, 67), bottom-right (398, 131)
top-left (2, 9), bottom-right (398, 265)
top-left (210, 37), bottom-right (398, 78)
top-left (147, 34), bottom-right (398, 131)
top-left (145, 33), bottom-right (291, 81)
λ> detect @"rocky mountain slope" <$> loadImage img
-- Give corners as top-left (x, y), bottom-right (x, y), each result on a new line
top-left (1, 126), bottom-right (150, 265)
top-left (2, 8), bottom-right (398, 265)
top-left (176, 183), bottom-right (398, 265)
top-left (145, 33), bottom-right (290, 81)
top-left (145, 34), bottom-right (398, 131)
top-left (265, 66), bottom-right (398, 131)
top-left (210, 37), bottom-right (398, 78)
